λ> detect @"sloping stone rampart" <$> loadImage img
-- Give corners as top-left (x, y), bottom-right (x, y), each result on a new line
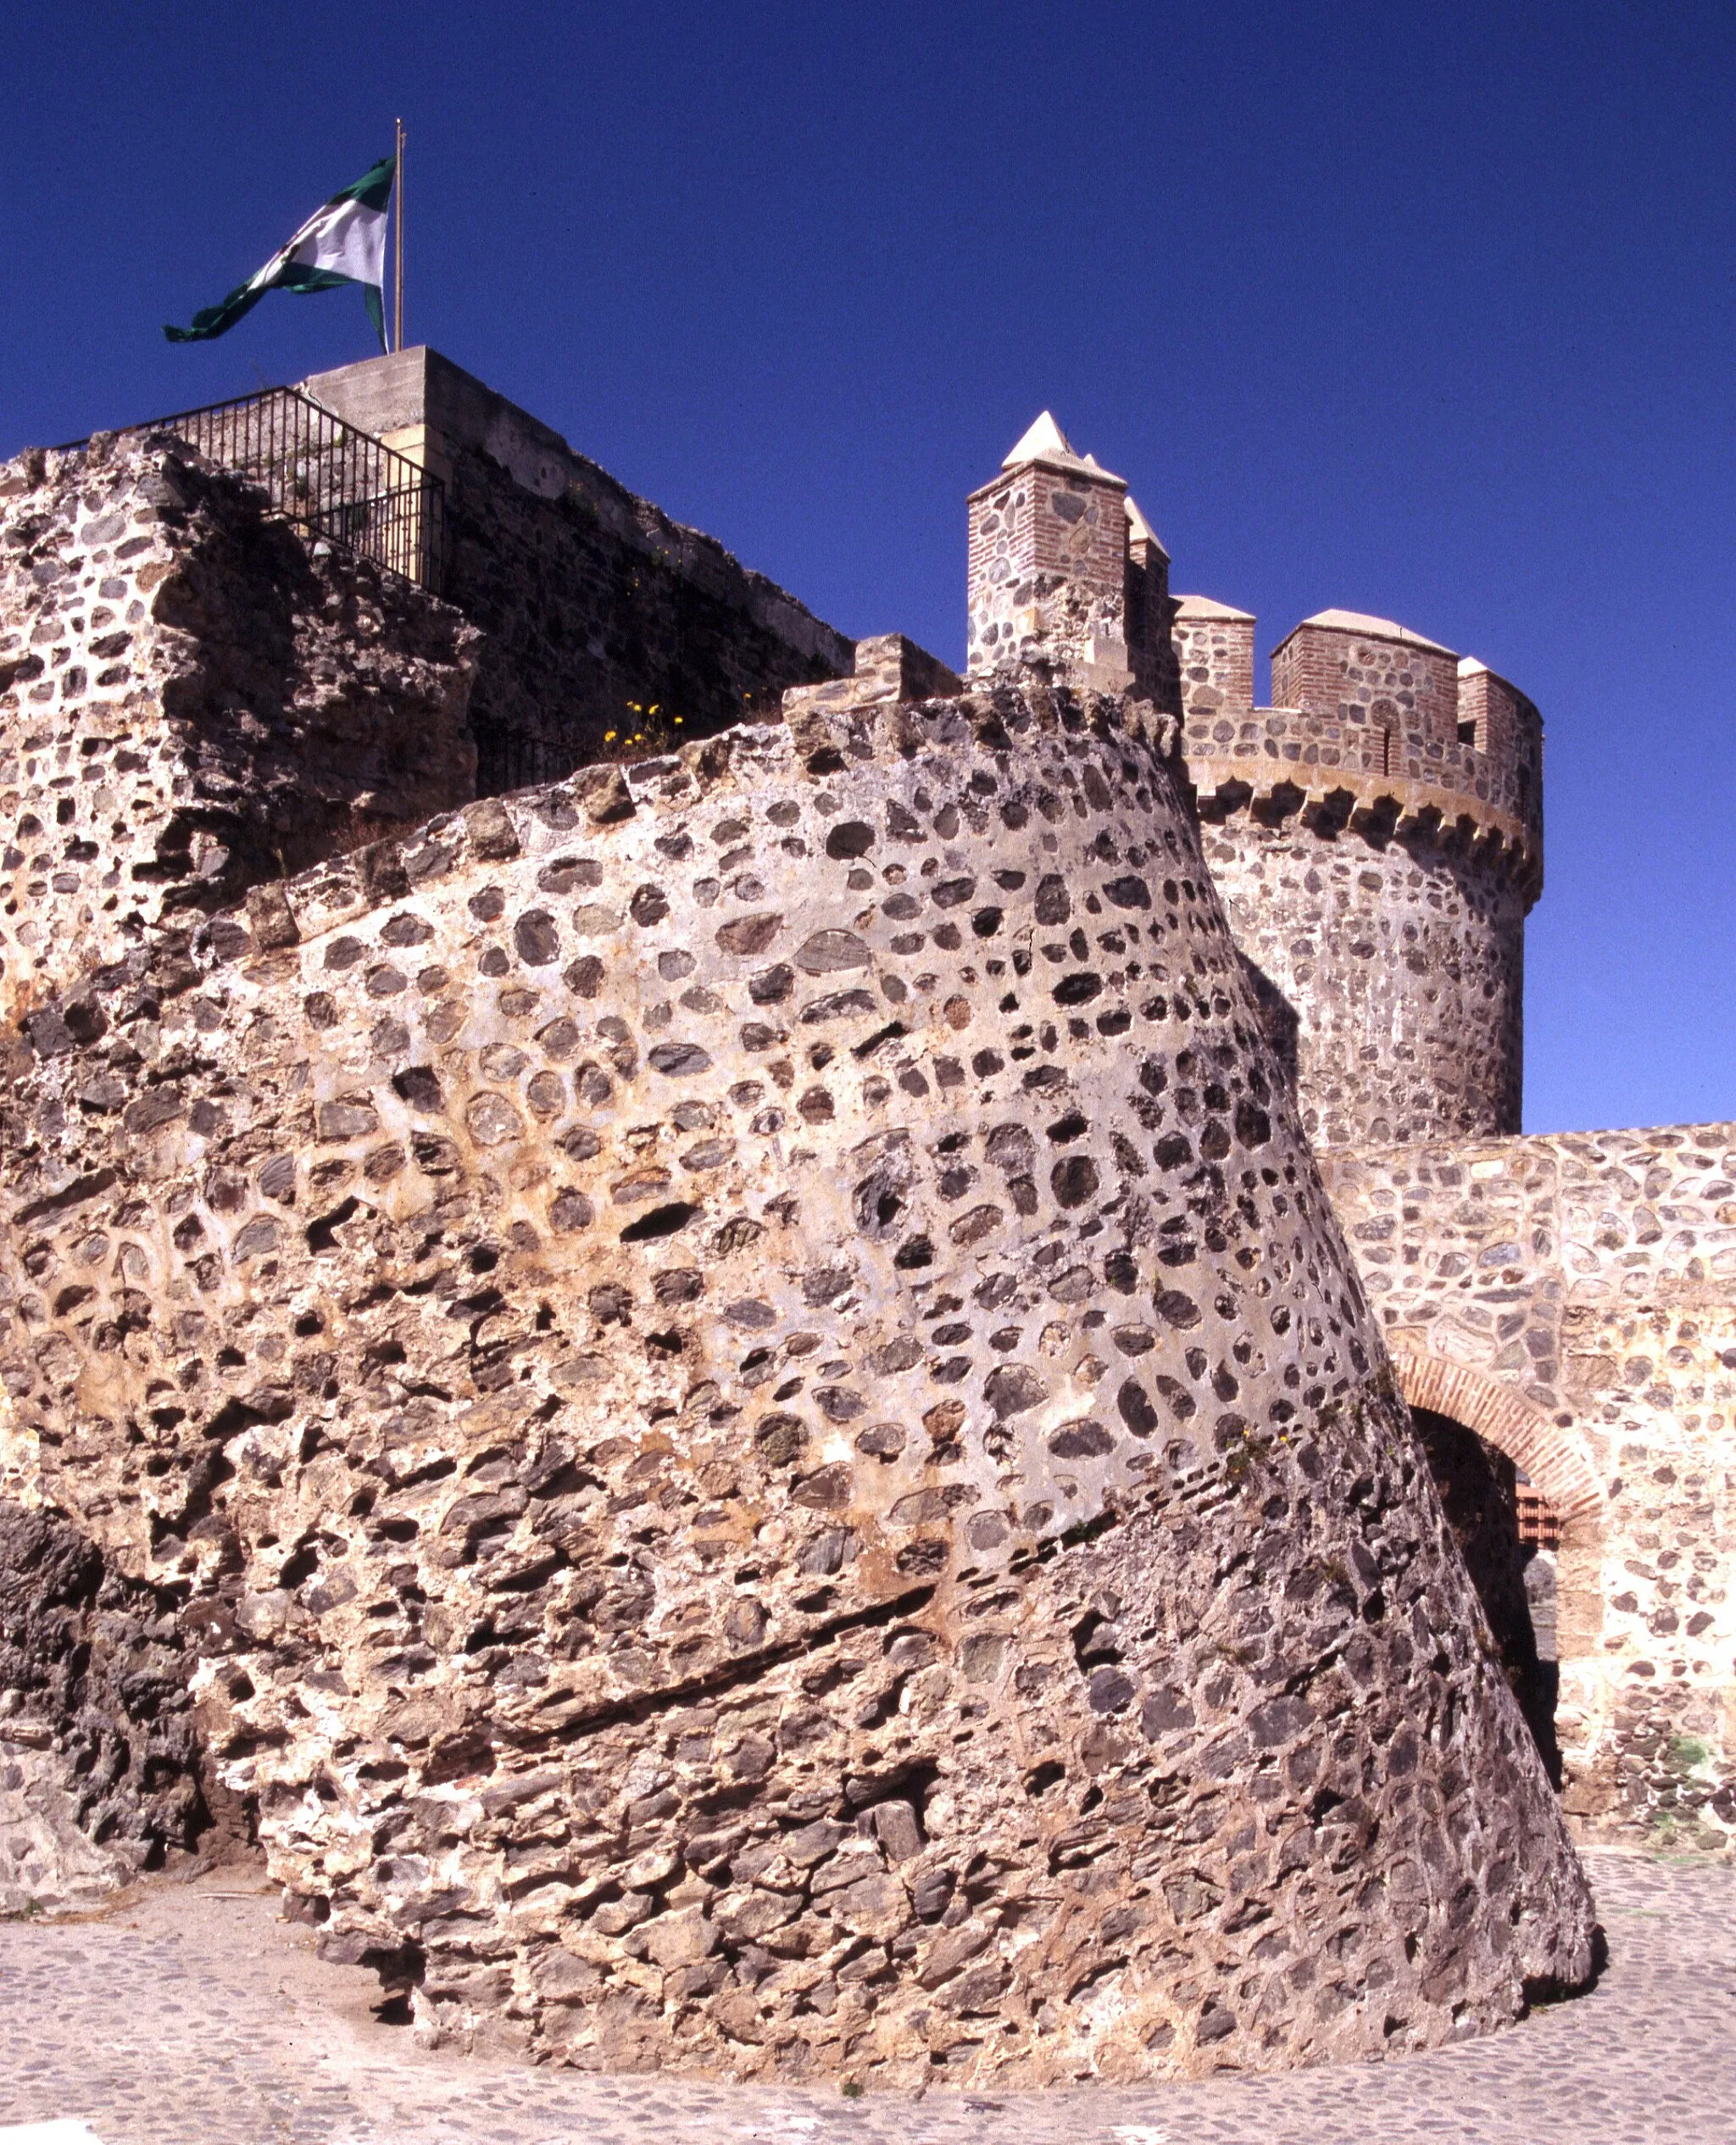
top-left (0, 627), bottom-right (1593, 2081)
top-left (1321, 1127), bottom-right (1736, 1848)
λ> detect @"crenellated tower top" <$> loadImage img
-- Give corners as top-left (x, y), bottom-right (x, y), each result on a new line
top-left (965, 415), bottom-right (1173, 703)
top-left (960, 413), bottom-right (1545, 1147)
top-left (1178, 604), bottom-right (1543, 900)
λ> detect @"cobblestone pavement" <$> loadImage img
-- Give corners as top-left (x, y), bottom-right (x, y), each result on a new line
top-left (1, 1848), bottom-right (1731, 2145)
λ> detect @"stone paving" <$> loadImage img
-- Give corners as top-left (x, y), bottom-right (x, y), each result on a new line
top-left (1, 1847), bottom-right (1732, 2144)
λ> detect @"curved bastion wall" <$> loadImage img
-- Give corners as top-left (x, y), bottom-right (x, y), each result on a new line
top-left (1, 608), bottom-right (1593, 2082)
top-left (1174, 605), bottom-right (1543, 1152)
top-left (0, 435), bottom-right (483, 1895)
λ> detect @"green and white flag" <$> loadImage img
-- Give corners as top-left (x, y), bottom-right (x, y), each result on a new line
top-left (165, 155), bottom-right (396, 348)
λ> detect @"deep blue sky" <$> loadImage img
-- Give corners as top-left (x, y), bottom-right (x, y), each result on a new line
top-left (3, 2), bottom-right (1731, 1136)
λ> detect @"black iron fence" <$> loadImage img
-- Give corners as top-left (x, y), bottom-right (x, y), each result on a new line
top-left (58, 386), bottom-right (446, 592)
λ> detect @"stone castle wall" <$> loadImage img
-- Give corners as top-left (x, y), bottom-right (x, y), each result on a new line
top-left (1182, 688), bottom-right (1543, 841)
top-left (1268, 616), bottom-right (1461, 762)
top-left (965, 446), bottom-right (1140, 695)
top-left (21, 372), bottom-right (1736, 2089)
top-left (299, 351), bottom-right (854, 797)
top-left (952, 410), bottom-right (1733, 1874)
top-left (1321, 1126), bottom-right (1736, 1850)
top-left (1171, 599), bottom-right (1255, 725)
top-left (1197, 817), bottom-right (1529, 1150)
top-left (1176, 613), bottom-right (1542, 1150)
top-left (0, 1498), bottom-right (209, 1913)
top-left (0, 436), bottom-right (478, 1024)
top-left (0, 456), bottom-right (1594, 2082)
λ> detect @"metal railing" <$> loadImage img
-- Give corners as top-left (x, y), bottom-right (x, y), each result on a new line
top-left (58, 385), bottom-right (446, 591)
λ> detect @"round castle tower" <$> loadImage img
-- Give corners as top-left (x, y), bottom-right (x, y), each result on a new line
top-left (1176, 604), bottom-right (1542, 1150)
top-left (965, 421), bottom-right (1544, 1152)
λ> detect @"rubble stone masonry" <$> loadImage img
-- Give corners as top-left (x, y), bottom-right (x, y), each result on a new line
top-left (299, 350), bottom-right (853, 797)
top-left (0, 431), bottom-right (1593, 2080)
top-left (0, 434), bottom-right (479, 1023)
top-left (965, 434), bottom-right (1138, 696)
top-left (14, 370), bottom-right (1736, 2092)
top-left (1321, 1127), bottom-right (1736, 1852)
top-left (1177, 612), bottom-right (1543, 1150)
top-left (0, 1497), bottom-right (208, 1913)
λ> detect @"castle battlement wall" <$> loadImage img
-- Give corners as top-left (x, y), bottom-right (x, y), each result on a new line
top-left (1179, 609), bottom-right (1542, 883)
top-left (965, 419), bottom-right (1138, 694)
top-left (50, 377), bottom-right (1736, 2060)
top-left (1171, 595), bottom-right (1255, 725)
top-left (299, 349), bottom-right (853, 796)
top-left (0, 437), bottom-right (478, 1028)
top-left (0, 467), bottom-right (1594, 2081)
top-left (1321, 1125), bottom-right (1736, 1847)
top-left (959, 411), bottom-right (1545, 1155)
top-left (1168, 601), bottom-right (1542, 1151)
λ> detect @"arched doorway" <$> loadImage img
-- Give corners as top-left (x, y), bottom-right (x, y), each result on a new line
top-left (1410, 1406), bottom-right (1561, 1780)
top-left (1390, 1351), bottom-right (1604, 1791)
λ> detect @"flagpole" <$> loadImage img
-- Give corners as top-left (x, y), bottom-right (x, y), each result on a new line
top-left (393, 116), bottom-right (404, 354)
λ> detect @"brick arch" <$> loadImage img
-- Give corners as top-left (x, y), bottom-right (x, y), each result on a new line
top-left (1390, 1349), bottom-right (1604, 1529)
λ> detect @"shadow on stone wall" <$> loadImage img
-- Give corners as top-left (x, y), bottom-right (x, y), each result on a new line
top-left (0, 1500), bottom-right (219, 1905)
top-left (1412, 1408), bottom-right (1561, 1786)
top-left (147, 450), bottom-right (480, 894)
top-left (440, 440), bottom-right (848, 795)
top-left (1235, 953), bottom-right (1299, 1094)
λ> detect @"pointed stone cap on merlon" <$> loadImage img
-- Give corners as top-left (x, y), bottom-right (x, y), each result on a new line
top-left (1174, 593), bottom-right (1255, 623)
top-left (1285, 609), bottom-right (1454, 657)
top-left (1456, 655), bottom-right (1542, 743)
top-left (1002, 410), bottom-right (1071, 465)
top-left (1125, 495), bottom-right (1169, 564)
top-left (1457, 655), bottom-right (1527, 695)
top-left (1000, 411), bottom-right (1125, 485)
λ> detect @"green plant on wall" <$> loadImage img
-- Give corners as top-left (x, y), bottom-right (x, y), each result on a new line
top-left (601, 699), bottom-right (684, 761)
top-left (1666, 1733), bottom-right (1712, 1773)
